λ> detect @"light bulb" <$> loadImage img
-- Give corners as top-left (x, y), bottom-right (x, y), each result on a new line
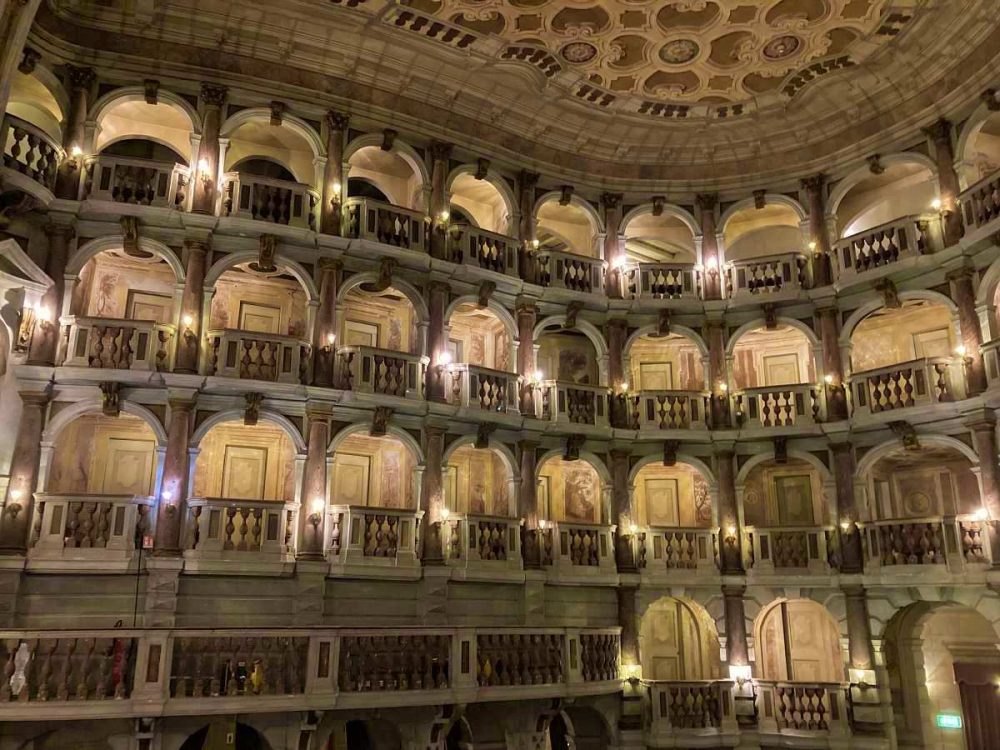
top-left (840, 520), bottom-right (851, 532)
top-left (439, 210), bottom-right (450, 222)
top-left (628, 523), bottom-right (638, 535)
top-left (34, 305), bottom-right (52, 323)
top-left (198, 158), bottom-right (211, 177)
top-left (8, 489), bottom-right (22, 503)
top-left (70, 145), bottom-right (83, 158)
top-left (182, 313), bottom-right (194, 328)
top-left (973, 507), bottom-right (989, 521)
top-left (824, 374), bottom-right (834, 385)
top-left (161, 490), bottom-right (173, 502)
top-left (441, 507), bottom-right (450, 521)
top-left (538, 519), bottom-right (547, 530)
top-left (438, 350), bottom-right (453, 366)
top-left (931, 198), bottom-right (942, 211)
top-left (310, 497), bottom-right (326, 516)
top-left (955, 345), bottom-right (967, 357)
top-left (620, 381), bottom-right (629, 394)
top-left (705, 256), bottom-right (719, 270)
top-left (533, 370), bottom-right (544, 384)
top-left (610, 255), bottom-right (627, 270)
top-left (326, 332), bottom-right (336, 346)
top-left (531, 239), bottom-right (540, 249)
top-left (332, 181), bottom-right (342, 196)
top-left (718, 382), bottom-right (728, 393)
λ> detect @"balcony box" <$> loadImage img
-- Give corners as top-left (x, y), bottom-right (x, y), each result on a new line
top-left (536, 249), bottom-right (604, 294)
top-left (82, 154), bottom-right (189, 209)
top-left (537, 380), bottom-right (610, 429)
top-left (540, 521), bottom-right (617, 583)
top-left (62, 316), bottom-right (175, 372)
top-left (646, 680), bottom-right (739, 742)
top-left (338, 346), bottom-right (427, 400)
top-left (443, 364), bottom-right (519, 414)
top-left (625, 262), bottom-right (701, 301)
top-left (183, 498), bottom-right (297, 575)
top-left (862, 515), bottom-right (993, 577)
top-left (960, 168), bottom-right (1000, 235)
top-left (755, 681), bottom-right (850, 738)
top-left (326, 505), bottom-right (423, 580)
top-left (834, 213), bottom-right (943, 281)
top-left (0, 114), bottom-right (61, 204)
top-left (726, 253), bottom-right (808, 300)
top-left (743, 526), bottom-right (835, 575)
top-left (206, 329), bottom-right (310, 384)
top-left (343, 197), bottom-right (426, 253)
top-left (638, 527), bottom-right (719, 575)
top-left (444, 513), bottom-right (523, 581)
top-left (848, 357), bottom-right (964, 417)
top-left (221, 172), bottom-right (317, 230)
top-left (628, 391), bottom-right (711, 431)
top-left (733, 384), bottom-right (823, 428)
top-left (447, 224), bottom-right (519, 276)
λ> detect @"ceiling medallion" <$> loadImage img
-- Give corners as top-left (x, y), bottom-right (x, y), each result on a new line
top-left (560, 41), bottom-right (598, 64)
top-left (659, 39), bottom-right (700, 65)
top-left (762, 35), bottom-right (802, 60)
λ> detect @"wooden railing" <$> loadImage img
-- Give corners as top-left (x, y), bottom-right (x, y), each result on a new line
top-left (447, 224), bottom-right (518, 276)
top-left (733, 384), bottom-right (821, 427)
top-left (184, 498), bottom-right (297, 559)
top-left (343, 197), bottom-right (426, 252)
top-left (0, 114), bottom-right (61, 194)
top-left (834, 214), bottom-right (942, 279)
top-left (29, 493), bottom-right (154, 566)
top-left (646, 680), bottom-right (736, 734)
top-left (639, 527), bottom-right (718, 571)
top-left (338, 345), bottom-right (426, 399)
top-left (326, 505), bottom-right (423, 571)
top-left (727, 253), bottom-right (808, 298)
top-left (625, 263), bottom-right (700, 300)
top-left (82, 154), bottom-right (189, 208)
top-left (743, 526), bottom-right (835, 572)
top-left (62, 316), bottom-right (174, 372)
top-left (536, 249), bottom-right (604, 293)
top-left (206, 329), bottom-right (310, 384)
top-left (221, 172), bottom-right (317, 229)
top-left (444, 364), bottom-right (518, 413)
top-left (848, 357), bottom-right (963, 416)
top-left (538, 380), bottom-right (609, 427)
top-left (960, 167), bottom-right (1000, 232)
top-left (444, 513), bottom-right (522, 572)
top-left (756, 682), bottom-right (849, 736)
top-left (628, 391), bottom-right (711, 430)
top-left (863, 515), bottom-right (993, 572)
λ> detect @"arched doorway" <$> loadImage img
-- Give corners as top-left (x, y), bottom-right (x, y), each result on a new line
top-left (179, 720), bottom-right (270, 750)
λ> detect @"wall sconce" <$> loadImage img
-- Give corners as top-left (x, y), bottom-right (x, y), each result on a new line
top-left (324, 332), bottom-right (336, 352)
top-left (704, 256), bottom-right (719, 273)
top-left (332, 181), bottom-right (342, 200)
top-left (717, 381), bottom-right (728, 395)
top-left (729, 664), bottom-right (752, 684)
top-left (538, 518), bottom-right (548, 530)
top-left (32, 304), bottom-right (54, 332)
top-left (181, 313), bottom-right (196, 340)
top-left (65, 145), bottom-right (84, 170)
top-left (436, 350), bottom-right (453, 373)
top-left (610, 255), bottom-right (627, 271)
top-left (4, 488), bottom-right (24, 518)
top-left (628, 523), bottom-right (638, 536)
top-left (973, 507), bottom-right (990, 522)
top-left (441, 507), bottom-right (451, 523)
top-left (931, 198), bottom-right (943, 211)
top-left (197, 158), bottom-right (213, 185)
top-left (308, 497), bottom-right (325, 525)
top-left (531, 238), bottom-right (540, 250)
top-left (437, 209), bottom-right (450, 225)
top-left (840, 519), bottom-right (852, 532)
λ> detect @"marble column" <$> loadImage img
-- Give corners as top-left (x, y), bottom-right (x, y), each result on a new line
top-left (843, 585), bottom-right (875, 670)
top-left (925, 119), bottom-right (965, 246)
top-left (0, 392), bottom-right (48, 553)
top-left (426, 281), bottom-right (449, 402)
top-left (617, 584), bottom-right (642, 730)
top-left (429, 142), bottom-right (453, 260)
top-left (722, 585), bottom-right (750, 668)
top-left (603, 193), bottom-right (624, 298)
top-left (420, 425), bottom-right (446, 565)
top-left (154, 396), bottom-right (195, 555)
top-left (802, 174), bottom-right (833, 286)
top-left (27, 222), bottom-right (73, 366)
top-left (949, 267), bottom-right (987, 395)
top-left (706, 319), bottom-right (730, 428)
top-left (610, 449), bottom-right (635, 572)
top-left (517, 171), bottom-right (540, 283)
top-left (968, 412), bottom-right (1000, 518)
top-left (716, 448), bottom-right (742, 574)
top-left (607, 318), bottom-right (628, 428)
top-left (298, 409), bottom-right (330, 561)
top-left (173, 239), bottom-right (208, 374)
top-left (321, 111), bottom-right (349, 236)
top-left (191, 83), bottom-right (228, 215)
top-left (518, 439), bottom-right (540, 568)
top-left (817, 307), bottom-right (849, 420)
top-left (312, 259), bottom-right (341, 386)
top-left (516, 299), bottom-right (537, 414)
top-left (53, 65), bottom-right (94, 200)
top-left (697, 194), bottom-right (722, 300)
top-left (0, 0), bottom-right (42, 117)
top-left (832, 442), bottom-right (863, 573)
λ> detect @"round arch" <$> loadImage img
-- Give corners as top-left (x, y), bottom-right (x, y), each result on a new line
top-left (534, 316), bottom-right (609, 360)
top-left (442, 434), bottom-right (518, 478)
top-left (343, 133), bottom-right (431, 190)
top-left (870, 587), bottom-right (1000, 642)
top-left (336, 271), bottom-right (430, 324)
top-left (628, 453), bottom-right (717, 488)
top-left (41, 398), bottom-right (168, 446)
top-left (725, 316), bottom-right (821, 356)
top-left (190, 409), bottom-right (307, 454)
top-left (555, 705), bottom-right (617, 748)
top-left (204, 249), bottom-right (319, 302)
top-left (827, 152), bottom-right (940, 218)
top-left (219, 108), bottom-right (325, 159)
top-left (719, 193), bottom-right (807, 235)
top-left (854, 433), bottom-right (980, 480)
top-left (735, 449), bottom-right (833, 485)
top-left (838, 289), bottom-right (960, 350)
top-left (444, 295), bottom-right (518, 342)
top-left (621, 202), bottom-right (700, 239)
top-left (327, 422), bottom-right (426, 465)
top-left (67, 235), bottom-right (185, 283)
top-left (533, 191), bottom-right (606, 234)
top-left (89, 86), bottom-right (201, 137)
top-left (445, 164), bottom-right (518, 235)
top-left (535, 448), bottom-right (612, 485)
top-left (623, 323), bottom-right (709, 359)
top-left (956, 102), bottom-right (1000, 188)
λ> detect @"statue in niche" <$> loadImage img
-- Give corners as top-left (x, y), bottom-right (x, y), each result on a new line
top-left (564, 465), bottom-right (596, 522)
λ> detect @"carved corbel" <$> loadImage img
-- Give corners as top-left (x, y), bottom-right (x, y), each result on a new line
top-left (753, 189), bottom-right (767, 210)
top-left (244, 393), bottom-right (263, 426)
top-left (477, 280), bottom-right (496, 309)
top-left (371, 257), bottom-right (397, 292)
top-left (269, 101), bottom-right (286, 126)
top-left (254, 235), bottom-right (278, 273)
top-left (663, 440), bottom-right (679, 467)
top-left (564, 434), bottom-right (585, 461)
top-left (474, 158), bottom-right (491, 180)
top-left (867, 154), bottom-right (885, 175)
top-left (100, 382), bottom-right (122, 417)
top-left (774, 437), bottom-right (788, 464)
top-left (983, 89), bottom-right (1000, 112)
top-left (371, 406), bottom-right (393, 437)
top-left (18, 48), bottom-right (40, 75)
top-left (558, 185), bottom-right (574, 206)
top-left (143, 79), bottom-right (160, 105)
top-left (763, 303), bottom-right (777, 330)
top-left (651, 195), bottom-right (666, 217)
top-left (120, 215), bottom-right (143, 257)
top-left (656, 308), bottom-right (671, 338)
top-left (889, 420), bottom-right (920, 450)
top-left (381, 129), bottom-right (398, 151)
top-left (563, 300), bottom-right (584, 330)
top-left (874, 278), bottom-right (901, 309)
top-left (475, 423), bottom-right (496, 450)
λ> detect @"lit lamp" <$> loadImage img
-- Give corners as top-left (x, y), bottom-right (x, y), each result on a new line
top-left (437, 209), bottom-right (450, 225)
top-left (197, 158), bottom-right (213, 187)
top-left (33, 303), bottom-right (54, 332)
top-left (308, 496), bottom-right (325, 525)
top-left (931, 198), bottom-right (943, 212)
top-left (323, 332), bottom-right (336, 352)
top-left (729, 664), bottom-right (752, 684)
top-left (181, 313), bottom-right (196, 341)
top-left (65, 145), bottom-right (84, 170)
top-left (973, 507), bottom-right (990, 522)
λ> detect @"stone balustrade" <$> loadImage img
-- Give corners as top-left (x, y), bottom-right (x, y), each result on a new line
top-left (540, 521), bottom-right (617, 580)
top-left (625, 262), bottom-right (701, 300)
top-left (444, 514), bottom-right (522, 575)
top-left (960, 167), bottom-right (1000, 232)
top-left (339, 633), bottom-right (451, 693)
top-left (476, 632), bottom-right (565, 687)
top-left (538, 380), bottom-right (610, 428)
top-left (645, 680), bottom-right (736, 734)
top-left (0, 635), bottom-right (134, 702)
top-left (170, 634), bottom-right (309, 698)
top-left (639, 528), bottom-right (719, 572)
top-left (579, 631), bottom-right (620, 682)
top-left (982, 338), bottom-right (1000, 386)
top-left (444, 364), bottom-right (519, 413)
top-left (327, 505), bottom-right (423, 576)
top-left (447, 224), bottom-right (519, 276)
top-left (62, 316), bottom-right (174, 372)
top-left (183, 498), bottom-right (297, 569)
top-left (206, 329), bottom-right (310, 384)
top-left (743, 526), bottom-right (835, 573)
top-left (337, 345), bottom-right (426, 400)
top-left (726, 253), bottom-right (808, 299)
top-left (628, 391), bottom-right (711, 430)
top-left (343, 197), bottom-right (427, 252)
top-left (863, 515), bottom-right (995, 573)
top-left (221, 172), bottom-right (317, 229)
top-left (82, 154), bottom-right (189, 208)
top-left (848, 357), bottom-right (963, 416)
top-left (0, 114), bottom-right (61, 196)
top-left (536, 249), bottom-right (604, 294)
top-left (732, 384), bottom-right (821, 428)
top-left (834, 214), bottom-right (942, 279)
top-left (756, 681), bottom-right (849, 736)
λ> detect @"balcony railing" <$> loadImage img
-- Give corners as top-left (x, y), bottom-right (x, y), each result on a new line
top-left (343, 197), bottom-right (426, 252)
top-left (62, 316), bottom-right (174, 372)
top-left (82, 154), bottom-right (189, 208)
top-left (444, 514), bottom-right (522, 576)
top-left (960, 167), bottom-right (1000, 232)
top-left (338, 345), bottom-right (426, 399)
top-left (726, 253), bottom-right (808, 299)
top-left (444, 364), bottom-right (519, 413)
top-left (639, 527), bottom-right (718, 572)
top-left (327, 505), bottom-right (423, 574)
top-left (538, 380), bottom-right (609, 428)
top-left (447, 224), bottom-right (518, 276)
top-left (743, 526), bottom-right (835, 573)
top-left (848, 357), bottom-right (963, 416)
top-left (646, 680), bottom-right (736, 735)
top-left (862, 515), bottom-right (993, 573)
top-left (221, 172), bottom-right (317, 229)
top-left (540, 521), bottom-right (617, 577)
top-left (834, 214), bottom-right (942, 279)
top-left (537, 249), bottom-right (604, 294)
top-left (206, 329), bottom-right (310, 384)
top-left (0, 114), bottom-right (61, 195)
top-left (733, 384), bottom-right (821, 428)
top-left (627, 391), bottom-right (711, 430)
top-left (625, 263), bottom-right (701, 300)
top-left (756, 682), bottom-right (849, 736)
top-left (183, 498), bottom-right (297, 565)
top-left (983, 338), bottom-right (1000, 386)
top-left (29, 493), bottom-right (153, 568)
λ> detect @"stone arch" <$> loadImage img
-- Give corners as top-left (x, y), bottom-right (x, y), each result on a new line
top-left (444, 295), bottom-right (517, 342)
top-left (624, 323), bottom-right (708, 359)
top-left (336, 271), bottom-right (430, 324)
top-left (719, 193), bottom-right (807, 234)
top-left (956, 101), bottom-right (1000, 188)
top-left (67, 235), bottom-right (185, 283)
top-left (441, 436), bottom-right (519, 517)
top-left (869, 586), bottom-right (1000, 642)
top-left (90, 86), bottom-right (201, 138)
top-left (556, 704), bottom-right (616, 750)
top-left (42, 398), bottom-right (167, 446)
top-left (854, 433), bottom-right (979, 481)
top-left (536, 448), bottom-right (611, 484)
top-left (736, 449), bottom-right (833, 485)
top-left (621, 202), bottom-right (700, 239)
top-left (628, 453), bottom-right (717, 489)
top-left (327, 422), bottom-right (425, 465)
top-left (533, 192), bottom-right (605, 235)
top-left (638, 594), bottom-right (724, 681)
top-left (974, 257), bottom-right (1000, 339)
top-left (533, 315), bottom-right (610, 385)
top-left (750, 593), bottom-right (848, 682)
top-left (190, 409), bottom-right (306, 454)
top-left (838, 289), bottom-right (961, 350)
top-left (343, 133), bottom-right (431, 191)
top-left (219, 108), bottom-right (324, 159)
top-left (203, 249), bottom-right (319, 303)
top-left (827, 152), bottom-right (940, 219)
top-left (445, 164), bottom-right (518, 236)
top-left (726, 316), bottom-right (821, 356)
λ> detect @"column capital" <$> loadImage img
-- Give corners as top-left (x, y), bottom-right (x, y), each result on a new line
top-left (65, 64), bottom-right (96, 91)
top-left (166, 395), bottom-right (197, 413)
top-left (922, 117), bottom-right (953, 145)
top-left (800, 173), bottom-right (827, 194)
top-left (199, 82), bottom-right (229, 108)
top-left (517, 438), bottom-right (540, 451)
top-left (601, 192), bottom-right (623, 210)
top-left (945, 265), bottom-right (976, 283)
top-left (430, 140), bottom-right (453, 162)
top-left (43, 220), bottom-right (75, 239)
top-left (305, 401), bottom-right (335, 423)
top-left (609, 448), bottom-right (631, 462)
top-left (325, 110), bottom-right (350, 131)
top-left (721, 584), bottom-right (746, 598)
top-left (428, 279), bottom-right (451, 295)
top-left (964, 407), bottom-right (997, 431)
top-left (841, 584), bottom-right (867, 599)
top-left (182, 237), bottom-right (211, 254)
top-left (317, 256), bottom-right (343, 273)
top-left (696, 193), bottom-right (718, 212)
top-left (830, 441), bottom-right (854, 456)
top-left (515, 297), bottom-right (538, 317)
top-left (18, 390), bottom-right (51, 407)
top-left (518, 170), bottom-right (540, 191)
top-left (424, 424), bottom-right (447, 439)
top-left (607, 317), bottom-right (628, 332)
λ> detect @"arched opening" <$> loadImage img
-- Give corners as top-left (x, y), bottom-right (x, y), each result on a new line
top-left (223, 119), bottom-right (315, 186)
top-left (179, 720), bottom-right (271, 750)
top-left (537, 455), bottom-right (604, 524)
top-left (449, 172), bottom-right (511, 235)
top-left (192, 419), bottom-right (297, 503)
top-left (723, 203), bottom-right (803, 263)
top-left (742, 458), bottom-right (828, 528)
top-left (755, 599), bottom-right (843, 683)
top-left (230, 156), bottom-right (296, 182)
top-left (446, 303), bottom-right (512, 371)
top-left (330, 433), bottom-right (418, 510)
top-left (623, 211), bottom-right (697, 264)
top-left (444, 443), bottom-right (513, 517)
top-left (340, 285), bottom-right (419, 355)
top-left (347, 145), bottom-right (424, 210)
top-left (962, 111), bottom-right (1000, 187)
top-left (559, 707), bottom-right (612, 750)
top-left (634, 462), bottom-right (712, 530)
top-left (884, 602), bottom-right (1000, 750)
top-left (5, 69), bottom-right (63, 143)
top-left (536, 199), bottom-right (599, 258)
top-left (445, 718), bottom-right (473, 750)
top-left (640, 596), bottom-right (722, 680)
top-left (627, 332), bottom-right (704, 392)
top-left (731, 325), bottom-right (817, 389)
top-left (849, 299), bottom-right (957, 373)
top-left (549, 713), bottom-right (571, 750)
top-left (835, 161), bottom-right (938, 238)
top-left (537, 324), bottom-right (599, 385)
top-left (348, 176), bottom-right (391, 203)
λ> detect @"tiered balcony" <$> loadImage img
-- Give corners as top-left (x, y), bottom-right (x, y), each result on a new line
top-left (183, 498), bottom-right (297, 574)
top-left (539, 521), bottom-right (618, 582)
top-left (62, 316), bottom-right (175, 372)
top-left (537, 380), bottom-right (610, 428)
top-left (343, 197), bottom-right (427, 252)
top-left (447, 224), bottom-right (519, 276)
top-left (637, 527), bottom-right (719, 580)
top-left (834, 214), bottom-right (942, 281)
top-left (726, 253), bottom-right (808, 300)
top-left (862, 515), bottom-right (994, 577)
top-left (742, 526), bottom-right (836, 575)
top-left (337, 346), bottom-right (427, 400)
top-left (960, 167), bottom-right (1000, 234)
top-left (755, 682), bottom-right (850, 739)
top-left (625, 262), bottom-right (701, 300)
top-left (221, 172), bottom-right (318, 229)
top-left (627, 391), bottom-right (711, 431)
top-left (82, 153), bottom-right (189, 208)
top-left (444, 364), bottom-right (519, 414)
top-left (326, 505), bottom-right (423, 579)
top-left (732, 384), bottom-right (823, 428)
top-left (848, 357), bottom-right (964, 417)
top-left (536, 249), bottom-right (604, 294)
top-left (0, 113), bottom-right (61, 202)
top-left (444, 513), bottom-right (523, 579)
top-left (644, 680), bottom-right (738, 744)
top-left (205, 329), bottom-right (310, 384)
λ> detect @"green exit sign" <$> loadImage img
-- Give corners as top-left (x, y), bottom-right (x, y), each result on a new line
top-left (936, 714), bottom-right (963, 730)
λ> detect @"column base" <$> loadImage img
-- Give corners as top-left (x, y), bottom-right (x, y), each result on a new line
top-left (295, 552), bottom-right (327, 563)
